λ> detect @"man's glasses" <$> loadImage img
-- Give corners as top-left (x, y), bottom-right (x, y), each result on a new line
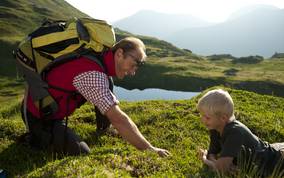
top-left (126, 53), bottom-right (145, 67)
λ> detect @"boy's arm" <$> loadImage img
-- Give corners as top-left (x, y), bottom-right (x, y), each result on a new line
top-left (199, 149), bottom-right (216, 168)
top-left (214, 157), bottom-right (234, 172)
top-left (198, 149), bottom-right (234, 172)
top-left (207, 153), bottom-right (217, 161)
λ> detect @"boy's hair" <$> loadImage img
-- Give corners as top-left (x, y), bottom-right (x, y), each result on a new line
top-left (112, 37), bottom-right (147, 60)
top-left (197, 89), bottom-right (234, 119)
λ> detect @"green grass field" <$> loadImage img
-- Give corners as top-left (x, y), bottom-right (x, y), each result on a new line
top-left (116, 56), bottom-right (284, 97)
top-left (0, 77), bottom-right (283, 177)
top-left (1, 1), bottom-right (284, 176)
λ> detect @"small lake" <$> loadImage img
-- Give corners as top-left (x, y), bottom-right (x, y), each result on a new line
top-left (114, 86), bottom-right (199, 101)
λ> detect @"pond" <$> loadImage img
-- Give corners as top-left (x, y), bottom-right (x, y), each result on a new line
top-left (113, 86), bottom-right (200, 101)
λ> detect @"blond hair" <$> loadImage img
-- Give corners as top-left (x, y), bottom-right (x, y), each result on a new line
top-left (112, 37), bottom-right (147, 60)
top-left (197, 89), bottom-right (234, 119)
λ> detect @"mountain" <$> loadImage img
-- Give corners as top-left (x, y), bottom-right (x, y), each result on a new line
top-left (113, 10), bottom-right (211, 39)
top-left (227, 4), bottom-right (279, 21)
top-left (114, 28), bottom-right (193, 58)
top-left (166, 5), bottom-right (284, 57)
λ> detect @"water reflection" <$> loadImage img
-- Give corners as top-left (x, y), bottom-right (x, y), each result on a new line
top-left (114, 86), bottom-right (199, 101)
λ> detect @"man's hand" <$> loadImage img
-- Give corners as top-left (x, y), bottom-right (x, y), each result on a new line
top-left (149, 146), bottom-right (171, 157)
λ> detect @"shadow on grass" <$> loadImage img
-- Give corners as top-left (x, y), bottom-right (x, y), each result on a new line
top-left (0, 142), bottom-right (51, 177)
top-left (194, 165), bottom-right (218, 178)
top-left (0, 40), bottom-right (18, 77)
top-left (0, 129), bottom-right (116, 177)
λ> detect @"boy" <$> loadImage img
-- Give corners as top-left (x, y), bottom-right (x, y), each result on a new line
top-left (197, 89), bottom-right (284, 177)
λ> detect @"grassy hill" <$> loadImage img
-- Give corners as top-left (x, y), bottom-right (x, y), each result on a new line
top-left (0, 79), bottom-right (283, 177)
top-left (0, 0), bottom-right (88, 42)
top-left (0, 0), bottom-right (89, 77)
top-left (0, 1), bottom-right (283, 177)
top-left (115, 56), bottom-right (284, 97)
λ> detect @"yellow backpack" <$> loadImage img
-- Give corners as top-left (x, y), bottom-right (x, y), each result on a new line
top-left (15, 17), bottom-right (116, 117)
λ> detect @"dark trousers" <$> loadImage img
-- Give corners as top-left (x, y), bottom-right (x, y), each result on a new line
top-left (21, 106), bottom-right (90, 156)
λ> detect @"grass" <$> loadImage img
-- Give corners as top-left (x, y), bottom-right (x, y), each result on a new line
top-left (0, 77), bottom-right (284, 177)
top-left (115, 56), bottom-right (284, 97)
top-left (147, 57), bottom-right (284, 84)
top-left (0, 77), bottom-right (24, 104)
top-left (0, 0), bottom-right (89, 42)
top-left (1, 2), bottom-right (284, 174)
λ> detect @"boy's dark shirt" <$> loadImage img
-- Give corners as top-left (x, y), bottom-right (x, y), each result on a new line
top-left (208, 120), bottom-right (283, 176)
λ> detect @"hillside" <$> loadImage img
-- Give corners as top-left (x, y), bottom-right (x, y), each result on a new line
top-left (0, 83), bottom-right (283, 177)
top-left (0, 0), bottom-right (89, 77)
top-left (0, 0), bottom-right (88, 42)
top-left (116, 56), bottom-right (284, 97)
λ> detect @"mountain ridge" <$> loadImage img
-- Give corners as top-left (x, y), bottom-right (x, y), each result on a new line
top-left (114, 6), bottom-right (284, 57)
top-left (114, 10), bottom-right (212, 39)
top-left (166, 6), bottom-right (284, 57)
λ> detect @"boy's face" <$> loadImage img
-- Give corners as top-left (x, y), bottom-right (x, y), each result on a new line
top-left (199, 110), bottom-right (224, 131)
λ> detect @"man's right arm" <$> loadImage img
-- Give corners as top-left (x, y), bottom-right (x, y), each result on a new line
top-left (73, 71), bottom-right (170, 156)
top-left (106, 104), bottom-right (170, 157)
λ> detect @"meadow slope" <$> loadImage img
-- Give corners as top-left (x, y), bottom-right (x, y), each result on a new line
top-left (0, 82), bottom-right (283, 177)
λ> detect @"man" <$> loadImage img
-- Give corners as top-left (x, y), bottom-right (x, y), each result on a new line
top-left (21, 37), bottom-right (170, 157)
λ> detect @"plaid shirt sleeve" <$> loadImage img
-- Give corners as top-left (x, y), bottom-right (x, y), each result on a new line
top-left (73, 71), bottom-right (119, 114)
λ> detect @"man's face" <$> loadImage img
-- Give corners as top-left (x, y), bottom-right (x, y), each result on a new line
top-left (115, 48), bottom-right (145, 79)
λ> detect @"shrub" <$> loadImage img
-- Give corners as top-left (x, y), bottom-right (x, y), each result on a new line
top-left (271, 52), bottom-right (284, 59)
top-left (233, 55), bottom-right (264, 64)
top-left (207, 54), bottom-right (237, 60)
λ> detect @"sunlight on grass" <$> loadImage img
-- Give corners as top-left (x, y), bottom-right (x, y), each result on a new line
top-left (0, 77), bottom-right (284, 177)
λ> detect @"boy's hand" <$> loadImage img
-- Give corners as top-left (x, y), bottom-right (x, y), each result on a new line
top-left (198, 148), bottom-right (217, 169)
top-left (198, 148), bottom-right (208, 162)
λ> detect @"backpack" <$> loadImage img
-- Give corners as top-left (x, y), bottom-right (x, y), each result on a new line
top-left (14, 17), bottom-right (116, 117)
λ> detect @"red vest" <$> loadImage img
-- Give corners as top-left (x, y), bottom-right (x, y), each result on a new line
top-left (27, 51), bottom-right (115, 119)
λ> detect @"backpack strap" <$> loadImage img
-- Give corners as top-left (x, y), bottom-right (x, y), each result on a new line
top-left (41, 48), bottom-right (105, 79)
top-left (39, 50), bottom-right (109, 117)
top-left (76, 18), bottom-right (90, 42)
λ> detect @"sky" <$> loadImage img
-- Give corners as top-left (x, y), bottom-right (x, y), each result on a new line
top-left (65, 0), bottom-right (284, 23)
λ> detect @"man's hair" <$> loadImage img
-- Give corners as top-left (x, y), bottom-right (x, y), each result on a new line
top-left (112, 37), bottom-right (147, 60)
top-left (197, 89), bottom-right (234, 119)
